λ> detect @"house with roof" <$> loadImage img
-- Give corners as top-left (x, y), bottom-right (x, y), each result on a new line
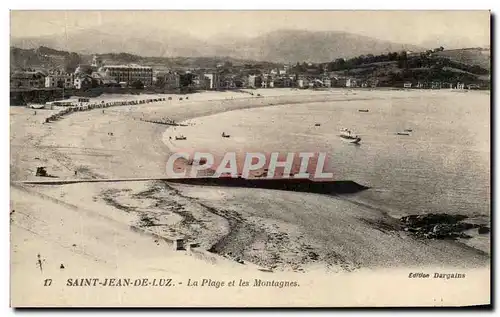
top-left (74, 74), bottom-right (96, 90)
top-left (45, 71), bottom-right (74, 89)
top-left (10, 71), bottom-right (46, 89)
top-left (346, 78), bottom-right (357, 88)
top-left (247, 75), bottom-right (262, 88)
top-left (91, 71), bottom-right (119, 87)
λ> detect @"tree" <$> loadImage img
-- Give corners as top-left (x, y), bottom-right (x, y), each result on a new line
top-left (155, 76), bottom-right (166, 88)
top-left (388, 52), bottom-right (399, 61)
top-left (130, 80), bottom-right (144, 89)
top-left (179, 73), bottom-right (194, 87)
top-left (397, 51), bottom-right (408, 69)
top-left (64, 52), bottom-right (82, 73)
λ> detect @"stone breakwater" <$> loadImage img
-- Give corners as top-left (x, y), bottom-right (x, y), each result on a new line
top-left (43, 97), bottom-right (168, 123)
top-left (166, 177), bottom-right (370, 195)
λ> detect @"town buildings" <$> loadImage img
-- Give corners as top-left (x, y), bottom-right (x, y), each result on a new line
top-left (322, 78), bottom-right (332, 88)
top-left (192, 74), bottom-right (211, 90)
top-left (13, 50), bottom-right (486, 93)
top-left (247, 75), bottom-right (260, 88)
top-left (74, 65), bottom-right (95, 76)
top-left (297, 79), bottom-right (305, 88)
top-left (74, 75), bottom-right (94, 90)
top-left (91, 72), bottom-right (119, 87)
top-left (45, 71), bottom-right (74, 89)
top-left (346, 78), bottom-right (357, 88)
top-left (203, 73), bottom-right (219, 90)
top-left (91, 55), bottom-right (103, 69)
top-left (160, 71), bottom-right (181, 90)
top-left (99, 64), bottom-right (153, 87)
top-left (431, 82), bottom-right (442, 89)
top-left (10, 71), bottom-right (46, 89)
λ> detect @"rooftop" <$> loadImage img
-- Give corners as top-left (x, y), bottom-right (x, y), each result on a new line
top-left (101, 64), bottom-right (152, 69)
top-left (11, 71), bottom-right (45, 79)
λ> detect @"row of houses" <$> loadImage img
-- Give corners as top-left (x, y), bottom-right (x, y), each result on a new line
top-left (11, 54), bottom-right (485, 91)
top-left (11, 55), bottom-right (155, 90)
top-left (11, 66), bottom-right (154, 90)
top-left (402, 82), bottom-right (478, 89)
top-left (11, 69), bottom-right (482, 91)
top-left (247, 75), bottom-right (379, 89)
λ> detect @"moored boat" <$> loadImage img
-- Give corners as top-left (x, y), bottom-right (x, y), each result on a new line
top-left (339, 129), bottom-right (361, 144)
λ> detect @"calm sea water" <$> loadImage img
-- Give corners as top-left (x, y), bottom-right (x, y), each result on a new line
top-left (171, 90), bottom-right (490, 220)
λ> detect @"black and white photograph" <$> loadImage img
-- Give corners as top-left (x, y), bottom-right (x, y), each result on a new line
top-left (8, 10), bottom-right (491, 307)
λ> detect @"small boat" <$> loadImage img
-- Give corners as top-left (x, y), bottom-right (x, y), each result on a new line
top-left (28, 103), bottom-right (46, 109)
top-left (396, 132), bottom-right (410, 136)
top-left (358, 109), bottom-right (369, 112)
top-left (339, 129), bottom-right (361, 144)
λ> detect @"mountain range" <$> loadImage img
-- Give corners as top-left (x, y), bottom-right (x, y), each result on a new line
top-left (11, 26), bottom-right (423, 63)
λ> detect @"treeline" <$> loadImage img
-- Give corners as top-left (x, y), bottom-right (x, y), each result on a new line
top-left (324, 52), bottom-right (404, 72)
top-left (36, 46), bottom-right (83, 74)
top-left (37, 46), bottom-right (71, 57)
top-left (97, 52), bottom-right (141, 63)
top-left (384, 68), bottom-right (484, 86)
top-left (319, 49), bottom-right (489, 76)
top-left (405, 55), bottom-right (489, 75)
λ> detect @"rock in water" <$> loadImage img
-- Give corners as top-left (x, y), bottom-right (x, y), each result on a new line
top-left (400, 213), bottom-right (479, 240)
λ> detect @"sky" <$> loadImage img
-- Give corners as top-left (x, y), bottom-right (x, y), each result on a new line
top-left (10, 11), bottom-right (491, 48)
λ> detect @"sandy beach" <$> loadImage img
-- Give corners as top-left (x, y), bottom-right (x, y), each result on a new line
top-left (10, 88), bottom-right (490, 306)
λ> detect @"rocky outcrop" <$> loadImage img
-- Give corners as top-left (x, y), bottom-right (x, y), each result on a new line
top-left (400, 213), bottom-right (490, 240)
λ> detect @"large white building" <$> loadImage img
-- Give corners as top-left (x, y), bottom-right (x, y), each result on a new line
top-left (45, 72), bottom-right (74, 89)
top-left (99, 64), bottom-right (153, 87)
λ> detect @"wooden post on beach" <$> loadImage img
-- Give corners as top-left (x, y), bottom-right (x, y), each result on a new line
top-left (173, 238), bottom-right (185, 251)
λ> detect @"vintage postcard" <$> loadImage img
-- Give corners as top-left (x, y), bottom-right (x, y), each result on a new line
top-left (9, 10), bottom-right (491, 307)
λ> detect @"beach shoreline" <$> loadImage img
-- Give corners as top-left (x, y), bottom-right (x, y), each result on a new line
top-left (10, 88), bottom-right (490, 277)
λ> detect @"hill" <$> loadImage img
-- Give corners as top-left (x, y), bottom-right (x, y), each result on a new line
top-left (11, 27), bottom-right (422, 63)
top-left (433, 48), bottom-right (491, 71)
top-left (10, 44), bottom-right (491, 88)
top-left (318, 48), bottom-right (490, 87)
top-left (10, 46), bottom-right (280, 72)
top-left (213, 30), bottom-right (422, 63)
top-left (10, 46), bottom-right (70, 71)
